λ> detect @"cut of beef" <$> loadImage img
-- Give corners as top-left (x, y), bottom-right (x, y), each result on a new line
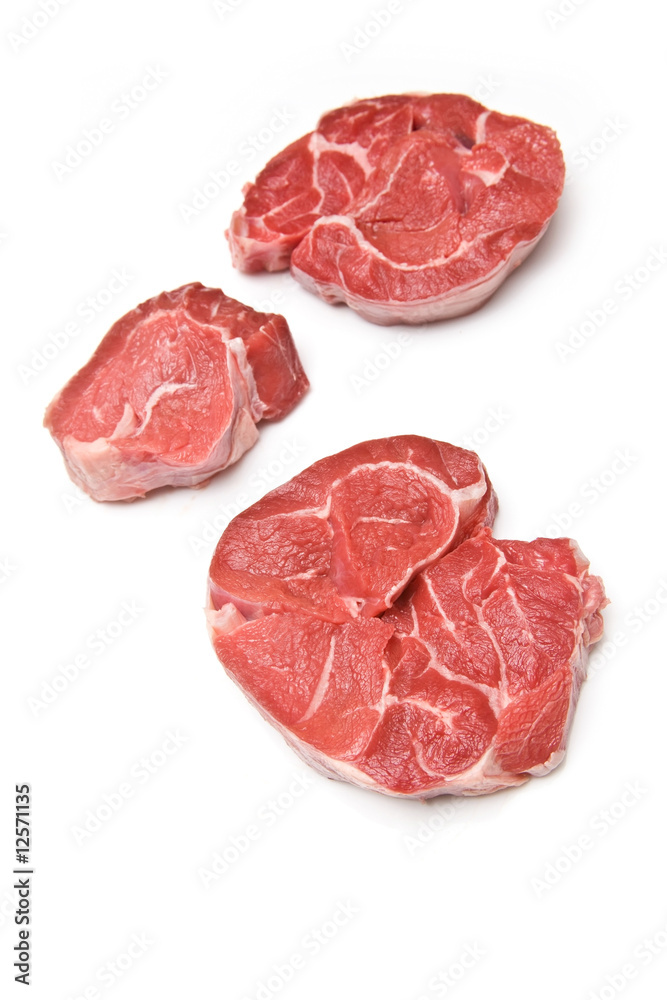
top-left (44, 283), bottom-right (309, 501)
top-left (208, 436), bottom-right (497, 623)
top-left (228, 94), bottom-right (565, 325)
top-left (207, 437), bottom-right (606, 798)
top-left (373, 531), bottom-right (605, 794)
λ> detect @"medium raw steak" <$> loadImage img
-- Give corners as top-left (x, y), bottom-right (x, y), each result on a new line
top-left (207, 437), bottom-right (605, 797)
top-left (228, 94), bottom-right (565, 325)
top-left (44, 283), bottom-right (309, 501)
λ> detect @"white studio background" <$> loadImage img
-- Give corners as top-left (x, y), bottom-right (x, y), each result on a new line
top-left (1, 1), bottom-right (666, 998)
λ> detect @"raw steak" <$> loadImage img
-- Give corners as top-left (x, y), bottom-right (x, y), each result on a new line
top-left (44, 283), bottom-right (309, 501)
top-left (228, 94), bottom-right (565, 325)
top-left (208, 436), bottom-right (498, 623)
top-left (207, 437), bottom-right (606, 797)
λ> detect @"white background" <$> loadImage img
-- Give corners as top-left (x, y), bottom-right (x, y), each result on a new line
top-left (2, 1), bottom-right (666, 998)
